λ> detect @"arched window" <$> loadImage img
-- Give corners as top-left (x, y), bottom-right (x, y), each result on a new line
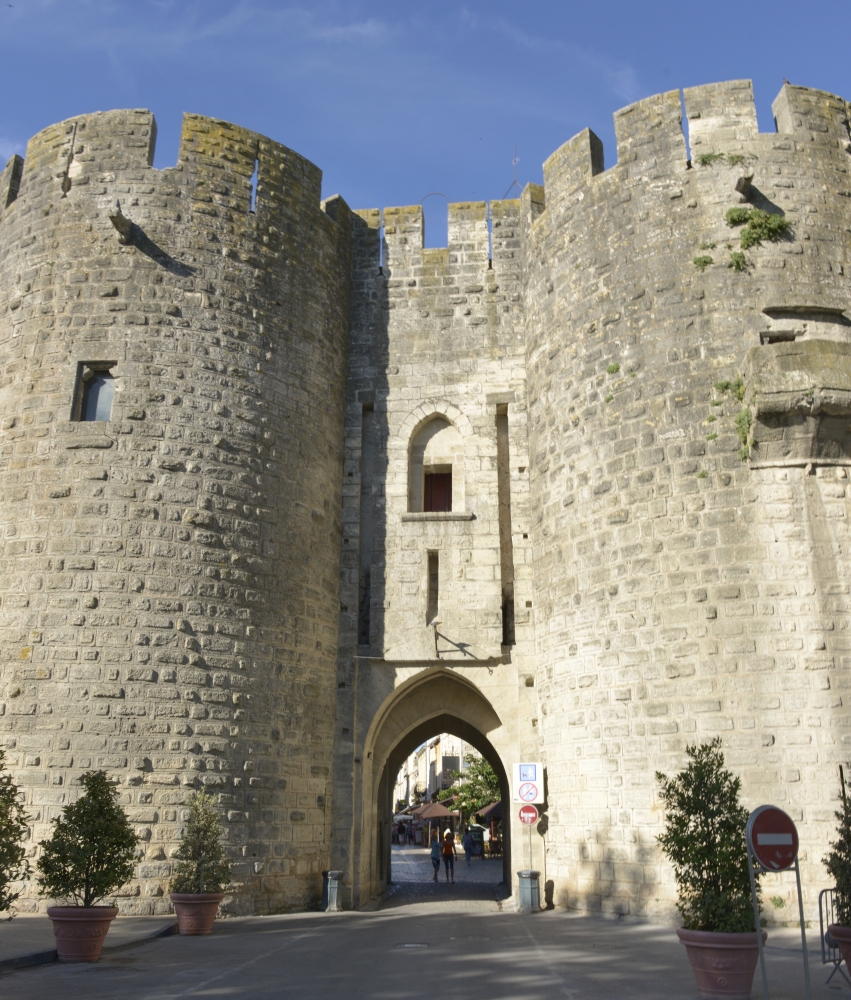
top-left (408, 417), bottom-right (464, 513)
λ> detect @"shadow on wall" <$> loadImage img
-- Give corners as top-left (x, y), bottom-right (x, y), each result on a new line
top-left (352, 211), bottom-right (391, 655)
top-left (561, 819), bottom-right (672, 922)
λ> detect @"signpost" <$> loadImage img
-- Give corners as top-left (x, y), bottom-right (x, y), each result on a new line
top-left (519, 805), bottom-right (539, 825)
top-left (746, 805), bottom-right (810, 1000)
top-left (513, 763), bottom-right (545, 874)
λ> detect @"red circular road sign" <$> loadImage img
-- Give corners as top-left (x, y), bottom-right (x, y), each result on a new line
top-left (746, 805), bottom-right (799, 872)
top-left (519, 805), bottom-right (539, 825)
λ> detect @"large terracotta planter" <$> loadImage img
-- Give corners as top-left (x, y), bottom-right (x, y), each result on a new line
top-left (47, 906), bottom-right (119, 963)
top-left (828, 923), bottom-right (851, 967)
top-left (677, 927), bottom-right (767, 999)
top-left (170, 892), bottom-right (224, 935)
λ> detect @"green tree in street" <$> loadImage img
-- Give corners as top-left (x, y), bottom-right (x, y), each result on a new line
top-left (0, 749), bottom-right (30, 917)
top-left (656, 738), bottom-right (760, 932)
top-left (37, 770), bottom-right (138, 908)
top-left (170, 791), bottom-right (232, 894)
top-left (825, 775), bottom-right (851, 925)
top-left (437, 753), bottom-right (501, 816)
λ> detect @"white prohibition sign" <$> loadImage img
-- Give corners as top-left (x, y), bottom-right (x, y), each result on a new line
top-left (519, 782), bottom-right (538, 802)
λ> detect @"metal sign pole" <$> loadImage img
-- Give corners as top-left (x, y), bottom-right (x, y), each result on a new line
top-left (528, 820), bottom-right (532, 871)
top-left (748, 847), bottom-right (770, 1000)
top-left (794, 858), bottom-right (812, 1000)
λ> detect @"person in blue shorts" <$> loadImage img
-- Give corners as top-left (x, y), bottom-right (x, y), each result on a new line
top-left (442, 830), bottom-right (456, 883)
top-left (429, 832), bottom-right (441, 882)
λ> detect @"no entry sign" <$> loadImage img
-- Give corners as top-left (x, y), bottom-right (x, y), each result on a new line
top-left (519, 805), bottom-right (539, 825)
top-left (746, 805), bottom-right (799, 872)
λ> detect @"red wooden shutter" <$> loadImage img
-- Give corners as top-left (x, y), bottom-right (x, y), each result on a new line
top-left (424, 472), bottom-right (452, 512)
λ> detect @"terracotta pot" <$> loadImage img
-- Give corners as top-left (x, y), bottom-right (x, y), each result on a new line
top-left (677, 927), bottom-right (767, 999)
top-left (828, 923), bottom-right (851, 967)
top-left (170, 892), bottom-right (224, 935)
top-left (47, 906), bottom-right (119, 963)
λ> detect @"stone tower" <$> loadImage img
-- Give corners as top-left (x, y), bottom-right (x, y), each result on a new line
top-left (3, 81), bottom-right (851, 921)
top-left (0, 110), bottom-right (351, 913)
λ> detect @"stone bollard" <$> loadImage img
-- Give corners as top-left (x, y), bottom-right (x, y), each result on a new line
top-left (322, 870), bottom-right (344, 912)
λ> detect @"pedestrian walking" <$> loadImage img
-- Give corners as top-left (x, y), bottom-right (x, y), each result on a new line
top-left (461, 827), bottom-right (474, 866)
top-left (442, 830), bottom-right (457, 883)
top-left (429, 832), bottom-right (441, 882)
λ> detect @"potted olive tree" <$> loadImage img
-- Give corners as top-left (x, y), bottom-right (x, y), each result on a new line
top-left (824, 773), bottom-right (851, 962)
top-left (169, 790), bottom-right (231, 935)
top-left (657, 739), bottom-right (764, 1000)
top-left (36, 770), bottom-right (138, 962)
top-left (0, 749), bottom-right (31, 923)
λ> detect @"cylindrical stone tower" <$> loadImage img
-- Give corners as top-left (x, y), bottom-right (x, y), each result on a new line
top-left (0, 109), bottom-right (350, 914)
top-left (524, 82), bottom-right (851, 919)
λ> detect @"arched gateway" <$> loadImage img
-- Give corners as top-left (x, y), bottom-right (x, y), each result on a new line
top-left (331, 667), bottom-right (537, 908)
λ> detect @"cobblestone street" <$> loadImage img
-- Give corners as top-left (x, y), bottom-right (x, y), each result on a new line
top-left (383, 845), bottom-right (510, 908)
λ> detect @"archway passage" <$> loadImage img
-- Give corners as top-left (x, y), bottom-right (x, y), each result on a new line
top-left (359, 669), bottom-right (512, 908)
top-left (384, 716), bottom-right (510, 907)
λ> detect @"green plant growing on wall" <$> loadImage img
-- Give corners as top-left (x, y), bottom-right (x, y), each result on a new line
top-left (715, 377), bottom-right (745, 402)
top-left (824, 775), bottom-right (851, 925)
top-left (606, 363), bottom-right (620, 374)
top-left (726, 207), bottom-right (751, 227)
top-left (693, 255), bottom-right (713, 272)
top-left (726, 207), bottom-right (790, 250)
top-left (697, 470), bottom-right (708, 479)
top-left (700, 241), bottom-right (717, 250)
top-left (170, 791), bottom-right (232, 894)
top-left (37, 771), bottom-right (138, 907)
top-left (0, 749), bottom-right (30, 918)
top-left (728, 251), bottom-right (748, 272)
top-left (657, 738), bottom-right (761, 933)
top-left (740, 210), bottom-right (790, 249)
top-left (735, 407), bottom-right (753, 460)
top-left (706, 415), bottom-right (716, 423)
top-left (604, 394), bottom-right (614, 403)
top-left (706, 433), bottom-right (718, 442)
top-left (696, 152), bottom-right (726, 166)
top-left (727, 154), bottom-right (746, 166)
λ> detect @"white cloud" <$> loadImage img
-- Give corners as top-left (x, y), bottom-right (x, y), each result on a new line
top-left (311, 17), bottom-right (389, 43)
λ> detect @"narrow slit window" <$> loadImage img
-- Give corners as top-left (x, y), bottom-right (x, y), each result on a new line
top-left (423, 471), bottom-right (452, 512)
top-left (427, 551), bottom-right (439, 625)
top-left (77, 366), bottom-right (115, 422)
top-left (249, 158), bottom-right (258, 213)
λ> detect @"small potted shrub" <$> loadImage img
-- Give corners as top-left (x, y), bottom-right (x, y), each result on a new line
top-left (169, 790), bottom-right (231, 935)
top-left (0, 749), bottom-right (31, 924)
top-left (657, 739), bottom-right (764, 999)
top-left (37, 770), bottom-right (138, 962)
top-left (824, 774), bottom-right (851, 962)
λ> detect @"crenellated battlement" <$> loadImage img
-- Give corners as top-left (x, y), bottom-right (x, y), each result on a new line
top-left (533, 80), bottom-right (851, 230)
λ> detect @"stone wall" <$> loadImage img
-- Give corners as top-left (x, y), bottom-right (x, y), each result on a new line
top-left (0, 110), bottom-right (351, 914)
top-left (3, 80), bottom-right (851, 922)
top-left (524, 81), bottom-right (851, 919)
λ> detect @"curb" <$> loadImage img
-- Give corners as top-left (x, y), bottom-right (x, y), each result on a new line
top-left (0, 920), bottom-right (178, 972)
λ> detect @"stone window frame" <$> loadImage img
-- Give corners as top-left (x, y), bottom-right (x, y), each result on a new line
top-left (72, 361), bottom-right (118, 422)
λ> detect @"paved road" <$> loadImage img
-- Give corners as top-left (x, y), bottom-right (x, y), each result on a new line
top-left (4, 899), bottom-right (839, 1000)
top-left (385, 844), bottom-right (510, 908)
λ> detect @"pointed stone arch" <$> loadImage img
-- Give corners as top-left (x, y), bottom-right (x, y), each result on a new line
top-left (356, 668), bottom-right (512, 900)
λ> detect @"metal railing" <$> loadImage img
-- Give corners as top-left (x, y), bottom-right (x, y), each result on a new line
top-left (819, 888), bottom-right (851, 986)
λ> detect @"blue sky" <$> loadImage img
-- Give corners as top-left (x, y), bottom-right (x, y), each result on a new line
top-left (1, 0), bottom-right (848, 245)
